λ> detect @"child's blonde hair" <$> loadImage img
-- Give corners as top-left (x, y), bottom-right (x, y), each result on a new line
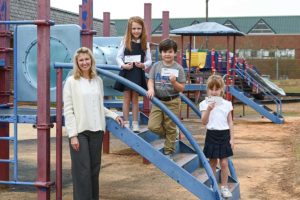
top-left (124, 16), bottom-right (147, 52)
top-left (206, 75), bottom-right (225, 96)
top-left (72, 47), bottom-right (97, 80)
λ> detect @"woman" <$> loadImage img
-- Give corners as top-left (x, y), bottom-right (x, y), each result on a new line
top-left (63, 47), bottom-right (124, 200)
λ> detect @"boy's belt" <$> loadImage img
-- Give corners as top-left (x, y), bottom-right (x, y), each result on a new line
top-left (157, 95), bottom-right (179, 101)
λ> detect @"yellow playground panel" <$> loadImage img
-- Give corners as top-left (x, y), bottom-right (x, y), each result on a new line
top-left (186, 51), bottom-right (207, 69)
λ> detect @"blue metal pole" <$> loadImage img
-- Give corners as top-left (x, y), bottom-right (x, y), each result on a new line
top-left (13, 25), bottom-right (18, 181)
top-left (0, 20), bottom-right (55, 25)
top-left (179, 93), bottom-right (202, 118)
top-left (54, 62), bottom-right (120, 71)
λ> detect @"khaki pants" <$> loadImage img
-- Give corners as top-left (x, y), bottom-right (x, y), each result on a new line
top-left (148, 97), bottom-right (181, 154)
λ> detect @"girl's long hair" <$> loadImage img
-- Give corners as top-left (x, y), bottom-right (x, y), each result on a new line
top-left (72, 47), bottom-right (97, 80)
top-left (124, 16), bottom-right (147, 52)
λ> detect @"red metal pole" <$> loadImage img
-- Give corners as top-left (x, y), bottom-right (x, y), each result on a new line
top-left (226, 36), bottom-right (232, 101)
top-left (181, 35), bottom-right (184, 66)
top-left (37, 0), bottom-right (51, 199)
top-left (162, 11), bottom-right (169, 40)
top-left (55, 68), bottom-right (63, 200)
top-left (103, 130), bottom-right (110, 154)
top-left (144, 3), bottom-right (152, 43)
top-left (143, 3), bottom-right (152, 116)
top-left (143, 3), bottom-right (152, 164)
top-left (218, 53), bottom-right (222, 73)
top-left (233, 36), bottom-right (236, 84)
top-left (0, 0), bottom-right (11, 182)
top-left (102, 12), bottom-right (111, 153)
top-left (186, 36), bottom-right (192, 119)
top-left (81, 0), bottom-right (94, 49)
top-left (103, 12), bottom-right (110, 37)
top-left (211, 48), bottom-right (215, 74)
top-left (176, 51), bottom-right (183, 139)
top-left (231, 36), bottom-right (237, 118)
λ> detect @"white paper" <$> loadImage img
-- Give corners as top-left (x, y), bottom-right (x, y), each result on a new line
top-left (124, 55), bottom-right (141, 63)
top-left (161, 68), bottom-right (179, 77)
top-left (205, 96), bottom-right (223, 105)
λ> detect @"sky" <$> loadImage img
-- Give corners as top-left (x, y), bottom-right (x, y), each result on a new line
top-left (50, 0), bottom-right (300, 20)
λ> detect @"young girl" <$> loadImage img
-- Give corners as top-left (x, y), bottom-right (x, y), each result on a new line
top-left (199, 75), bottom-right (234, 198)
top-left (114, 16), bottom-right (152, 132)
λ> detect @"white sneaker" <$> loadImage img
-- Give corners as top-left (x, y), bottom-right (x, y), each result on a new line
top-left (124, 121), bottom-right (130, 129)
top-left (132, 121), bottom-right (140, 133)
top-left (175, 127), bottom-right (180, 140)
top-left (221, 186), bottom-right (232, 198)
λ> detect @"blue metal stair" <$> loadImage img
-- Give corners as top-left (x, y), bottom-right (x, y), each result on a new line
top-left (229, 86), bottom-right (284, 124)
top-left (97, 67), bottom-right (241, 200)
top-left (51, 63), bottom-right (240, 199)
top-left (106, 118), bottom-right (240, 200)
top-left (231, 64), bottom-right (284, 124)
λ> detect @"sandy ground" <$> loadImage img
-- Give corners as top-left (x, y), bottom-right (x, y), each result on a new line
top-left (0, 103), bottom-right (300, 200)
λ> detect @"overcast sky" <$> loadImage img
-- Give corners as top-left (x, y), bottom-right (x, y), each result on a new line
top-left (50, 0), bottom-right (300, 19)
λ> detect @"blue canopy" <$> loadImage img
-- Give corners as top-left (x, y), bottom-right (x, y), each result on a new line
top-left (170, 22), bottom-right (245, 36)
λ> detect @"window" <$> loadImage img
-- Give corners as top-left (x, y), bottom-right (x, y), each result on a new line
top-left (152, 22), bottom-right (173, 35)
top-left (223, 20), bottom-right (239, 30)
top-left (248, 19), bottom-right (275, 34)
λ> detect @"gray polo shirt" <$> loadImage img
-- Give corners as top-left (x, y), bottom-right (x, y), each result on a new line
top-left (149, 61), bottom-right (186, 98)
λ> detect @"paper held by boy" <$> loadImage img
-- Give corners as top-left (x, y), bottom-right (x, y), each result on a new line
top-left (161, 68), bottom-right (179, 77)
top-left (205, 96), bottom-right (223, 106)
top-left (124, 55), bottom-right (141, 63)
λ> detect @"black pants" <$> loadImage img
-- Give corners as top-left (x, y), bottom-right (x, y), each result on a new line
top-left (69, 130), bottom-right (104, 200)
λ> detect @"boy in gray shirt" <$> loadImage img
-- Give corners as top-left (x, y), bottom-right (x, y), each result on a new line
top-left (147, 38), bottom-right (186, 155)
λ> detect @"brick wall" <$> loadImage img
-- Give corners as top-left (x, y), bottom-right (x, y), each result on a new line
top-left (152, 34), bottom-right (300, 79)
top-left (10, 0), bottom-right (117, 36)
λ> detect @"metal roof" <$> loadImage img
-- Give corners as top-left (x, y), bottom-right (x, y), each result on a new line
top-left (170, 21), bottom-right (245, 36)
top-left (112, 16), bottom-right (300, 36)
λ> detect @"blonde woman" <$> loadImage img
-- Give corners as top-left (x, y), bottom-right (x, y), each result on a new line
top-left (63, 47), bottom-right (124, 200)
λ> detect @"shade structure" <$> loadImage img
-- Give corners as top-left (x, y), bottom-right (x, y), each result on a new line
top-left (170, 22), bottom-right (245, 36)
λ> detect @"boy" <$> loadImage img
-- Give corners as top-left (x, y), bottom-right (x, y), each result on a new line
top-left (146, 38), bottom-right (186, 156)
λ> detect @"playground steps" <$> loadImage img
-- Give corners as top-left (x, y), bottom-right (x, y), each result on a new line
top-left (234, 77), bottom-right (264, 99)
top-left (106, 118), bottom-right (240, 200)
top-left (229, 86), bottom-right (284, 124)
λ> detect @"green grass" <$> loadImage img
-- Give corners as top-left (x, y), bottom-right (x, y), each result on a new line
top-left (272, 79), bottom-right (300, 93)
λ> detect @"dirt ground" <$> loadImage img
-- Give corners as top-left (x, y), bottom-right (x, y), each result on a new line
top-left (0, 103), bottom-right (300, 200)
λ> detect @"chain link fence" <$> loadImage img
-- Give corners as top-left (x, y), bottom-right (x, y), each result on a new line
top-left (245, 58), bottom-right (300, 80)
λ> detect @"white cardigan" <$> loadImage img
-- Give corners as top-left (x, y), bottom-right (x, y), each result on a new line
top-left (63, 75), bottom-right (119, 138)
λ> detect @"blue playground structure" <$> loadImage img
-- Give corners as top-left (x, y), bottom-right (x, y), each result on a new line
top-left (0, 21), bottom-right (241, 199)
top-left (181, 48), bottom-right (284, 124)
top-left (171, 22), bottom-right (284, 124)
top-left (1, 3), bottom-right (283, 200)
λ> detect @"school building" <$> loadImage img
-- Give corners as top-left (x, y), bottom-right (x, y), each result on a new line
top-left (114, 16), bottom-right (300, 79)
top-left (8, 0), bottom-right (300, 79)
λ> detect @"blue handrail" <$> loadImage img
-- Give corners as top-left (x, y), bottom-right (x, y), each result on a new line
top-left (54, 62), bottom-right (120, 71)
top-left (179, 93), bottom-right (202, 118)
top-left (233, 64), bottom-right (282, 116)
top-left (0, 20), bottom-right (55, 25)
